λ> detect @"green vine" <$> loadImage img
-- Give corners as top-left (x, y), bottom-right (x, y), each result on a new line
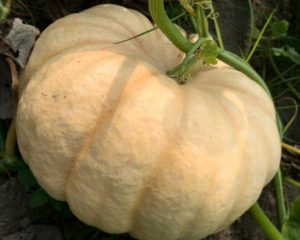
top-left (148, 0), bottom-right (193, 53)
top-left (249, 203), bottom-right (284, 240)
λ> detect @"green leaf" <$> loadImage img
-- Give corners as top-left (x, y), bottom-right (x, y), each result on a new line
top-left (271, 20), bottom-right (289, 37)
top-left (199, 40), bottom-right (218, 65)
top-left (17, 168), bottom-right (38, 187)
top-left (0, 156), bottom-right (27, 175)
top-left (28, 188), bottom-right (50, 208)
top-left (49, 198), bottom-right (65, 212)
top-left (285, 47), bottom-right (300, 64)
top-left (66, 225), bottom-right (99, 240)
top-left (60, 202), bottom-right (74, 219)
top-left (109, 235), bottom-right (119, 240)
top-left (272, 46), bottom-right (300, 64)
top-left (282, 196), bottom-right (300, 240)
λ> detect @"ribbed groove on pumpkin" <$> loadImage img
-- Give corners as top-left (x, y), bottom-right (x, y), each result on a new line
top-left (212, 91), bottom-right (248, 232)
top-left (82, 5), bottom-right (167, 70)
top-left (129, 85), bottom-right (186, 239)
top-left (64, 55), bottom-right (146, 198)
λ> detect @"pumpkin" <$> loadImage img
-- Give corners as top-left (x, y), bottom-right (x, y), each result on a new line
top-left (16, 4), bottom-right (281, 240)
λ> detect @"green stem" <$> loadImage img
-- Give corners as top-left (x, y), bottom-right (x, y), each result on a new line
top-left (246, 8), bottom-right (275, 62)
top-left (245, 0), bottom-right (255, 56)
top-left (282, 142), bottom-right (300, 155)
top-left (269, 64), bottom-right (297, 85)
top-left (249, 203), bottom-right (284, 240)
top-left (149, 0), bottom-right (274, 103)
top-left (285, 177), bottom-right (300, 189)
top-left (167, 38), bottom-right (207, 83)
top-left (115, 12), bottom-right (186, 44)
top-left (189, 15), bottom-right (199, 34)
top-left (211, 7), bottom-right (224, 49)
top-left (148, 0), bottom-right (192, 53)
top-left (273, 170), bottom-right (287, 227)
top-left (196, 5), bottom-right (209, 38)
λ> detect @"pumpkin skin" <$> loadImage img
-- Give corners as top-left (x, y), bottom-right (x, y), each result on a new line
top-left (16, 4), bottom-right (281, 240)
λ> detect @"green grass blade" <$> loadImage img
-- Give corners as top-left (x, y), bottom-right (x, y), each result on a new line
top-left (249, 203), bottom-right (284, 240)
top-left (246, 8), bottom-right (276, 62)
top-left (115, 12), bottom-right (186, 44)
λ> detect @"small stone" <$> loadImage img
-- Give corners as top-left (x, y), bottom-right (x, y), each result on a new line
top-left (1, 18), bottom-right (40, 68)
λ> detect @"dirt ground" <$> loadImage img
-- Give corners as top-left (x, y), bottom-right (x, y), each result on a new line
top-left (1, 175), bottom-right (300, 239)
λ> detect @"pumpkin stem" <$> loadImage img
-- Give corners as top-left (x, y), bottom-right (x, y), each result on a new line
top-left (148, 0), bottom-right (193, 53)
top-left (147, 1), bottom-right (276, 101)
top-left (195, 3), bottom-right (209, 38)
top-left (149, 0), bottom-right (219, 83)
top-left (167, 37), bottom-right (207, 84)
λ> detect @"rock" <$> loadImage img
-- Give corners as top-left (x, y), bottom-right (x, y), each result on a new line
top-left (1, 18), bottom-right (39, 68)
top-left (0, 19), bottom-right (39, 119)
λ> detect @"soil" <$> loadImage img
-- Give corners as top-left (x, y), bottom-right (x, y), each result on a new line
top-left (1, 176), bottom-right (299, 240)
top-left (0, 1), bottom-right (299, 240)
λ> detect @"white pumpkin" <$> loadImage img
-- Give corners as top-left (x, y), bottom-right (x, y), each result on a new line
top-left (16, 4), bottom-right (281, 240)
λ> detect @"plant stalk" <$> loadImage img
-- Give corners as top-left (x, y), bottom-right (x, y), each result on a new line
top-left (284, 177), bottom-right (300, 189)
top-left (282, 142), bottom-right (300, 155)
top-left (148, 0), bottom-right (193, 53)
top-left (249, 203), bottom-right (284, 240)
top-left (246, 9), bottom-right (275, 62)
top-left (196, 4), bottom-right (209, 38)
top-left (211, 6), bottom-right (224, 49)
top-left (273, 170), bottom-right (287, 227)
